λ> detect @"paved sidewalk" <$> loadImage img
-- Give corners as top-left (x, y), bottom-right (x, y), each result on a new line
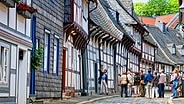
top-left (43, 91), bottom-right (184, 104)
top-left (43, 93), bottom-right (119, 104)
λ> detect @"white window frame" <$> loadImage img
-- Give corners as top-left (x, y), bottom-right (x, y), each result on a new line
top-left (53, 38), bottom-right (59, 74)
top-left (44, 30), bottom-right (50, 72)
top-left (0, 42), bottom-right (10, 86)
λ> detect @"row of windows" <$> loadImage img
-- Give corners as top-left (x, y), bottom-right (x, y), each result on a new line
top-left (43, 30), bottom-right (59, 75)
top-left (143, 43), bottom-right (154, 55)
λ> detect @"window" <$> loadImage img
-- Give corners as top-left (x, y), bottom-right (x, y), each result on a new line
top-left (172, 44), bottom-right (176, 55)
top-left (43, 30), bottom-right (50, 73)
top-left (181, 45), bottom-right (184, 56)
top-left (53, 38), bottom-right (59, 74)
top-left (0, 46), bottom-right (9, 84)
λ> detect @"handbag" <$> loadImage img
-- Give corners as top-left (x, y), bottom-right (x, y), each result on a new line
top-left (140, 80), bottom-right (145, 84)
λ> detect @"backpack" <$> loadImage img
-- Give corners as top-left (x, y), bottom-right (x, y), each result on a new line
top-left (102, 74), bottom-right (106, 80)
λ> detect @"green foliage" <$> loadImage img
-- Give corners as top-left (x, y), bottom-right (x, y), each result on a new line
top-left (134, 0), bottom-right (179, 16)
top-left (31, 46), bottom-right (43, 70)
top-left (13, 0), bottom-right (20, 3)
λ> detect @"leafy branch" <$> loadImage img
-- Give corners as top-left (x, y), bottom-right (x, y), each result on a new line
top-left (31, 46), bottom-right (43, 70)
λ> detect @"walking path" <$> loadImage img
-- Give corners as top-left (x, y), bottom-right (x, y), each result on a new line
top-left (43, 92), bottom-right (184, 104)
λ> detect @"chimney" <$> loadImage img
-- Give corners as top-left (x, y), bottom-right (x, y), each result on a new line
top-left (155, 21), bottom-right (166, 33)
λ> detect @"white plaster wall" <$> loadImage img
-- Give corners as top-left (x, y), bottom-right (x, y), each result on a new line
top-left (11, 46), bottom-right (17, 69)
top-left (10, 74), bottom-right (16, 96)
top-left (9, 8), bottom-right (16, 29)
top-left (27, 51), bottom-right (31, 98)
top-left (0, 3), bottom-right (8, 25)
top-left (17, 48), bottom-right (28, 104)
top-left (10, 45), bottom-right (17, 97)
top-left (26, 19), bottom-right (31, 37)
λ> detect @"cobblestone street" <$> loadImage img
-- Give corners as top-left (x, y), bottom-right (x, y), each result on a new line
top-left (88, 96), bottom-right (169, 104)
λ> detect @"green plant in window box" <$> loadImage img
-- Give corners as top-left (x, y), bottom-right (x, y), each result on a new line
top-left (31, 46), bottom-right (43, 70)
top-left (13, 0), bottom-right (20, 3)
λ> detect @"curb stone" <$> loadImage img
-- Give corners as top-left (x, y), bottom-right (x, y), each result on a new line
top-left (76, 95), bottom-right (119, 104)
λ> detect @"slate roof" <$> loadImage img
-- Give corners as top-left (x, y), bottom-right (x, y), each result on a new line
top-left (146, 26), bottom-right (184, 65)
top-left (89, 1), bottom-right (124, 40)
top-left (99, 0), bottom-right (129, 35)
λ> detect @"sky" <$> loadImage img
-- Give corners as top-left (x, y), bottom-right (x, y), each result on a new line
top-left (132, 0), bottom-right (148, 3)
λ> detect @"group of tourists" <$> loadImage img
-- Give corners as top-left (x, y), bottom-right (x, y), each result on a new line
top-left (98, 67), bottom-right (183, 99)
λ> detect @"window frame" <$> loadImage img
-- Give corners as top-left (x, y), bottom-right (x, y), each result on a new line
top-left (0, 41), bottom-right (10, 86)
top-left (53, 36), bottom-right (59, 75)
top-left (43, 29), bottom-right (50, 73)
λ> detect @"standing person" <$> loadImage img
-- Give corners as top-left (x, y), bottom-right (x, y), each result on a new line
top-left (139, 70), bottom-right (145, 97)
top-left (120, 72), bottom-right (129, 97)
top-left (133, 72), bottom-right (140, 96)
top-left (98, 65), bottom-right (104, 94)
top-left (100, 69), bottom-right (108, 95)
top-left (158, 70), bottom-right (166, 98)
top-left (145, 69), bottom-right (154, 98)
top-left (177, 70), bottom-right (182, 97)
top-left (127, 70), bottom-right (133, 97)
top-left (171, 68), bottom-right (179, 98)
top-left (152, 71), bottom-right (159, 98)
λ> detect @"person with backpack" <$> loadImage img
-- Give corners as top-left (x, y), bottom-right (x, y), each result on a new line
top-left (139, 70), bottom-right (145, 97)
top-left (144, 69), bottom-right (154, 98)
top-left (100, 69), bottom-right (108, 95)
top-left (133, 72), bottom-right (140, 96)
top-left (120, 72), bottom-right (129, 97)
top-left (151, 71), bottom-right (159, 98)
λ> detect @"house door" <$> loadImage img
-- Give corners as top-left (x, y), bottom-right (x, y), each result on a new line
top-left (62, 47), bottom-right (66, 93)
top-left (94, 62), bottom-right (98, 93)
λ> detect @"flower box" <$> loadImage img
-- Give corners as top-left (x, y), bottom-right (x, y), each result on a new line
top-left (16, 2), bottom-right (37, 19)
top-left (17, 9), bottom-right (31, 19)
top-left (0, 0), bottom-right (15, 8)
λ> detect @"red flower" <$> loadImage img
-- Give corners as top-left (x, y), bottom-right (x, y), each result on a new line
top-left (17, 2), bottom-right (28, 11)
top-left (17, 2), bottom-right (38, 14)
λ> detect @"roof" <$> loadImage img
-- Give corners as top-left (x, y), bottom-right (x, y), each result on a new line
top-left (138, 13), bottom-right (178, 28)
top-left (156, 14), bottom-right (176, 24)
top-left (90, 1), bottom-right (124, 40)
top-left (139, 17), bottom-right (156, 26)
top-left (146, 26), bottom-right (184, 65)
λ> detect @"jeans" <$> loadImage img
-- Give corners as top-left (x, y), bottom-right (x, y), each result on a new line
top-left (158, 83), bottom-right (165, 98)
top-left (172, 80), bottom-right (179, 98)
top-left (121, 84), bottom-right (128, 97)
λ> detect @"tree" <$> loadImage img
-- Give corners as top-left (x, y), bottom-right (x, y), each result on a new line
top-left (133, 0), bottom-right (179, 16)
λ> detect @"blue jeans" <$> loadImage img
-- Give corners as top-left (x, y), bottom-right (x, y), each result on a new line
top-left (158, 83), bottom-right (164, 98)
top-left (172, 81), bottom-right (179, 98)
top-left (121, 84), bottom-right (127, 97)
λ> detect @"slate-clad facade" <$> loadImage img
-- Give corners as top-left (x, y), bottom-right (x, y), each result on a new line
top-left (31, 0), bottom-right (64, 99)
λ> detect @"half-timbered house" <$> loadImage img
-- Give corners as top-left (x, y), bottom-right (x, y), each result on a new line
top-left (63, 0), bottom-right (98, 97)
top-left (0, 0), bottom-right (32, 103)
